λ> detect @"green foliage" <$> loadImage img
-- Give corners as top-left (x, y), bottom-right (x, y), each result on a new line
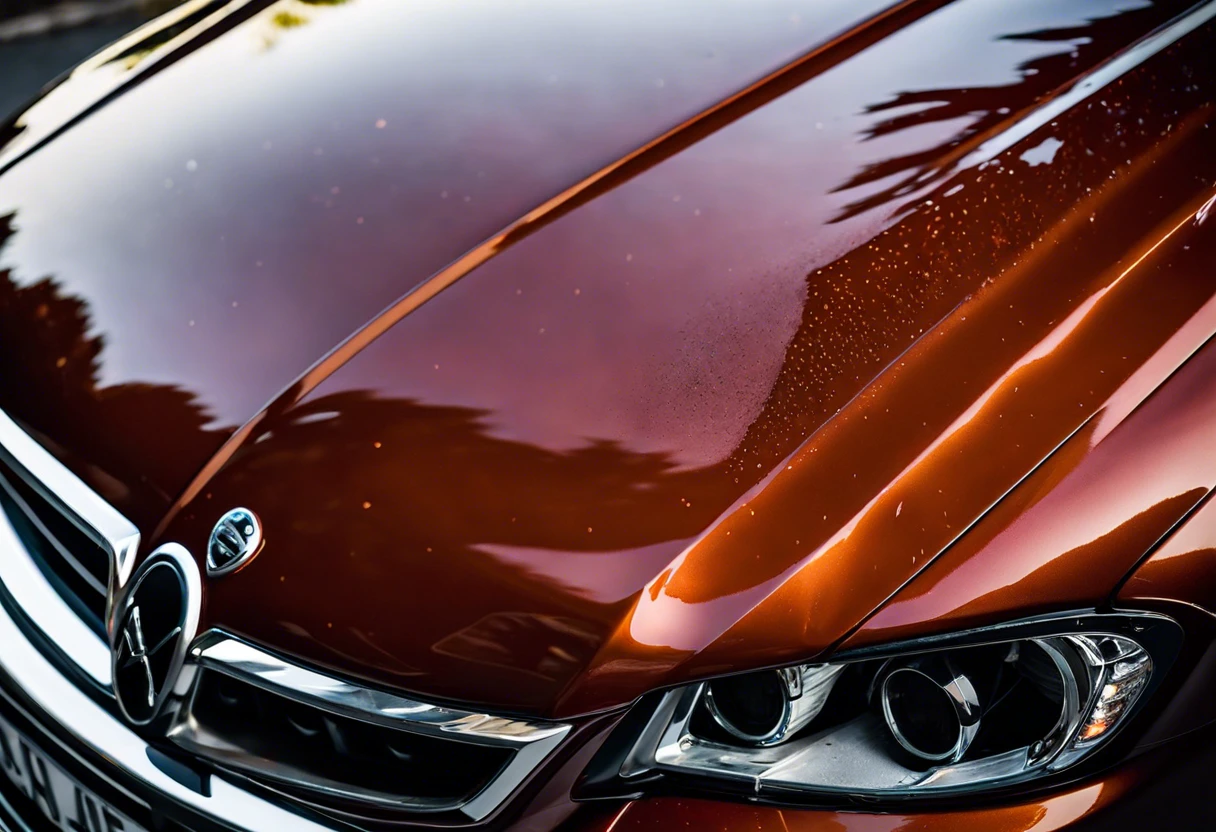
top-left (271, 11), bottom-right (308, 29)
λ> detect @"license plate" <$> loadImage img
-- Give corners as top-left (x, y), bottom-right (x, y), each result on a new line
top-left (0, 711), bottom-right (148, 832)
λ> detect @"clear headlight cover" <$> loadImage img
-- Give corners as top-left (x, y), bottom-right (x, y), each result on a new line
top-left (609, 613), bottom-right (1178, 799)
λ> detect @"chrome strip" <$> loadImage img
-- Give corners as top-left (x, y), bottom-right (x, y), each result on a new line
top-left (0, 477), bottom-right (112, 685)
top-left (0, 473), bottom-right (106, 598)
top-left (191, 632), bottom-right (567, 744)
top-left (0, 568), bottom-right (336, 832)
top-left (460, 726), bottom-right (568, 821)
top-left (183, 632), bottom-right (571, 820)
top-left (0, 409), bottom-right (140, 616)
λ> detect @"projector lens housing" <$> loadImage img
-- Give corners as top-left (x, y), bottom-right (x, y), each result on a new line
top-left (879, 659), bottom-right (980, 764)
top-left (705, 664), bottom-right (845, 746)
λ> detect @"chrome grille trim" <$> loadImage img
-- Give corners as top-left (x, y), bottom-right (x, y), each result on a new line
top-left (0, 409), bottom-right (138, 685)
top-left (0, 476), bottom-right (112, 684)
top-left (0, 474), bottom-right (106, 598)
top-left (190, 632), bottom-right (567, 744)
top-left (0, 566), bottom-right (337, 832)
top-left (175, 632), bottom-right (572, 821)
top-left (0, 409), bottom-right (141, 629)
top-left (0, 408), bottom-right (573, 822)
top-left (165, 719), bottom-right (462, 811)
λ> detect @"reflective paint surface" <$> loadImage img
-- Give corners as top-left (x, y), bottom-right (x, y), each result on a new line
top-left (0, 0), bottom-right (891, 525)
top-left (577, 783), bottom-right (1126, 832)
top-left (1, 0), bottom-right (1214, 722)
top-left (1119, 493), bottom-right (1216, 614)
top-left (848, 259), bottom-right (1216, 649)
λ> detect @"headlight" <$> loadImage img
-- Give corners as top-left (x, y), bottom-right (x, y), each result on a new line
top-left (598, 613), bottom-right (1179, 802)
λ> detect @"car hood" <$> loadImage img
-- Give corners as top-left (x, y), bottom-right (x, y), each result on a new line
top-left (0, 0), bottom-right (885, 526)
top-left (2, 0), bottom-right (1215, 718)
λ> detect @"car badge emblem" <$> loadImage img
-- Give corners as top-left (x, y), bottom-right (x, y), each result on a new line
top-left (111, 544), bottom-right (199, 726)
top-left (207, 507), bottom-right (263, 576)
top-left (120, 606), bottom-right (160, 708)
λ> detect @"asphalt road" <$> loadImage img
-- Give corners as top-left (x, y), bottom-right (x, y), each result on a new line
top-left (0, 20), bottom-right (136, 125)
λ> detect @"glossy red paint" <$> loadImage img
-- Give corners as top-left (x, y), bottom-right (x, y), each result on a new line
top-left (0, 0), bottom-right (1213, 732)
top-left (161, 0), bottom-right (1216, 716)
top-left (564, 780), bottom-right (1134, 832)
top-left (0, 0), bottom-right (896, 527)
top-left (578, 783), bottom-right (1128, 832)
top-left (1, 0), bottom-right (1216, 830)
top-left (1119, 493), bottom-right (1216, 615)
top-left (845, 237), bottom-right (1216, 649)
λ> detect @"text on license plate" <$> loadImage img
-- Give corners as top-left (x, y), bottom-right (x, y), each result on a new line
top-left (0, 711), bottom-right (147, 832)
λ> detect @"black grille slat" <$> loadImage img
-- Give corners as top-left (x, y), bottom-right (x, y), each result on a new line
top-left (0, 472), bottom-right (107, 594)
top-left (185, 670), bottom-right (513, 813)
top-left (0, 459), bottom-right (110, 634)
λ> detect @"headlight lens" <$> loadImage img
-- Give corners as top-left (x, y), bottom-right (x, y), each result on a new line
top-left (610, 614), bottom-right (1175, 799)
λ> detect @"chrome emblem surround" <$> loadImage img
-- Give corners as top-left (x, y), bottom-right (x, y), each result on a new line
top-left (207, 507), bottom-right (263, 577)
top-left (111, 543), bottom-right (201, 726)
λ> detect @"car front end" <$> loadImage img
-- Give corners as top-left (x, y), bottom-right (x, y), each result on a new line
top-left (2, 1), bottom-right (1216, 831)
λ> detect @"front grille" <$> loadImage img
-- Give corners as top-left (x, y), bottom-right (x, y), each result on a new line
top-left (0, 460), bottom-right (109, 636)
top-left (0, 407), bottom-right (572, 823)
top-left (173, 634), bottom-right (572, 822)
top-left (179, 670), bottom-right (513, 813)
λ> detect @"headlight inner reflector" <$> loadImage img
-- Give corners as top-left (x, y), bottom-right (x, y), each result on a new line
top-left (879, 658), bottom-right (980, 764)
top-left (615, 619), bottom-right (1171, 799)
top-left (705, 664), bottom-right (844, 746)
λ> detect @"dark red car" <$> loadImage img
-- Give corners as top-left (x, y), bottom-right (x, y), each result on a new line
top-left (1, 1), bottom-right (1215, 830)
